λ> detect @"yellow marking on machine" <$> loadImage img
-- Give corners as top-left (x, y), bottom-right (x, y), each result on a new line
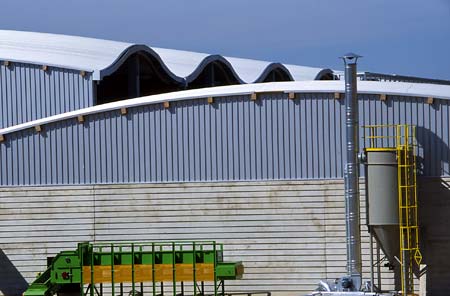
top-left (83, 263), bottom-right (215, 284)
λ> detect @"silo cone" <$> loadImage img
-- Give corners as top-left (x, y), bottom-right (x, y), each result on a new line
top-left (365, 149), bottom-right (399, 264)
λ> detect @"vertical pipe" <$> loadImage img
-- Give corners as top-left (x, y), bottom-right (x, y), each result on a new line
top-left (140, 245), bottom-right (144, 296)
top-left (341, 53), bottom-right (362, 289)
top-left (152, 243), bottom-right (156, 296)
top-left (370, 229), bottom-right (374, 292)
top-left (193, 242), bottom-right (197, 296)
top-left (172, 242), bottom-right (176, 296)
top-left (402, 247), bottom-right (409, 294)
top-left (377, 243), bottom-right (381, 290)
top-left (90, 245), bottom-right (94, 296)
top-left (80, 244), bottom-right (84, 296)
top-left (132, 243), bottom-right (135, 296)
top-left (111, 244), bottom-right (115, 296)
top-left (213, 242), bottom-right (217, 296)
top-left (118, 246), bottom-right (123, 296)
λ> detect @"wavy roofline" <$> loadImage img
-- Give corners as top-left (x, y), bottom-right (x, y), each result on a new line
top-left (98, 44), bottom-right (183, 82)
top-left (182, 55), bottom-right (294, 84)
top-left (98, 44), bottom-right (297, 84)
top-left (0, 30), bottom-right (333, 84)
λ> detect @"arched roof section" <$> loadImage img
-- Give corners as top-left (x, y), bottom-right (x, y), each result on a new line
top-left (260, 67), bottom-right (293, 82)
top-left (219, 57), bottom-right (294, 83)
top-left (284, 64), bottom-right (334, 81)
top-left (0, 30), bottom-right (131, 79)
top-left (0, 30), bottom-right (332, 83)
top-left (99, 45), bottom-right (186, 83)
top-left (181, 54), bottom-right (247, 84)
top-left (186, 60), bottom-right (241, 89)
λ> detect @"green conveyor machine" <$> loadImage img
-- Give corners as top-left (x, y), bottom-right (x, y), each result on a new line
top-left (24, 241), bottom-right (244, 296)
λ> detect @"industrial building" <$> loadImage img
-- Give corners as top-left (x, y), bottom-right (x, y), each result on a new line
top-left (1, 30), bottom-right (450, 296)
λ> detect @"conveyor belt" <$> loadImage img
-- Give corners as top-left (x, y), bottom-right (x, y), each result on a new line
top-left (24, 241), bottom-right (243, 296)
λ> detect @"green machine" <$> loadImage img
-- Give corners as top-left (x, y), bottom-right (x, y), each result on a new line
top-left (24, 241), bottom-right (244, 296)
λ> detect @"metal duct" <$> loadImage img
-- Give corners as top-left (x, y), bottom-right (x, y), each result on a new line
top-left (341, 53), bottom-right (362, 289)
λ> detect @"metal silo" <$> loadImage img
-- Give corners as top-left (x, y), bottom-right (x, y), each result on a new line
top-left (365, 149), bottom-right (399, 264)
top-left (363, 124), bottom-right (423, 295)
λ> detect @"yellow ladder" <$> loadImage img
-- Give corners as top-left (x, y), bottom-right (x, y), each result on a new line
top-left (396, 125), bottom-right (422, 295)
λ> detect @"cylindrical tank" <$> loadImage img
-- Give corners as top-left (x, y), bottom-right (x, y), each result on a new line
top-left (365, 149), bottom-right (399, 264)
top-left (366, 150), bottom-right (398, 225)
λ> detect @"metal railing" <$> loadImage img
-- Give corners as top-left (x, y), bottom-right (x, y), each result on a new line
top-left (363, 124), bottom-right (422, 295)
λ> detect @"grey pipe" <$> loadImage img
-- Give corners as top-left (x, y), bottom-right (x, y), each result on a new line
top-left (377, 243), bottom-right (381, 290)
top-left (341, 53), bottom-right (362, 289)
top-left (370, 228), bottom-right (374, 292)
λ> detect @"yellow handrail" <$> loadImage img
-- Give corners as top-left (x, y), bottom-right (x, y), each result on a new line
top-left (363, 124), bottom-right (422, 295)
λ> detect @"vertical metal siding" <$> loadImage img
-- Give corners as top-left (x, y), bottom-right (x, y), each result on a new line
top-left (1, 93), bottom-right (450, 185)
top-left (0, 180), bottom-right (397, 296)
top-left (0, 62), bottom-right (94, 129)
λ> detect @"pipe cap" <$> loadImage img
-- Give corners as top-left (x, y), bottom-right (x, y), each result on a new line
top-left (340, 53), bottom-right (362, 64)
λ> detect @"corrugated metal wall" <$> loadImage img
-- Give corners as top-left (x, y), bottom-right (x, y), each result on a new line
top-left (0, 62), bottom-right (94, 129)
top-left (0, 180), bottom-right (397, 296)
top-left (1, 92), bottom-right (449, 185)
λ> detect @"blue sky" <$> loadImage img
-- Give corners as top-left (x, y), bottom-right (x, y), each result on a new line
top-left (1, 0), bottom-right (449, 80)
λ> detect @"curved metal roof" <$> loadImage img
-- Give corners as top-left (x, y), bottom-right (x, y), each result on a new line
top-left (1, 80), bottom-right (449, 136)
top-left (0, 30), bottom-right (333, 82)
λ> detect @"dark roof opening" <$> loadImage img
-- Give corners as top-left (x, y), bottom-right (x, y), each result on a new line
top-left (96, 53), bottom-right (182, 105)
top-left (95, 50), bottom-right (337, 106)
top-left (139, 54), bottom-right (183, 96)
top-left (319, 73), bottom-right (335, 80)
top-left (187, 61), bottom-right (240, 89)
top-left (262, 69), bottom-right (292, 82)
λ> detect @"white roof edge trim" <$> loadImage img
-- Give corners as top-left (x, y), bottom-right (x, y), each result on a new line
top-left (0, 57), bottom-right (96, 74)
top-left (1, 81), bottom-right (449, 136)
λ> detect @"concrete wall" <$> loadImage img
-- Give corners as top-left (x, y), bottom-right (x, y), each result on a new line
top-left (0, 179), bottom-right (397, 296)
top-left (1, 177), bottom-right (447, 296)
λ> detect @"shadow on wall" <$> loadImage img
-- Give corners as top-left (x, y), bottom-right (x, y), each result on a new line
top-left (418, 178), bottom-right (450, 295)
top-left (415, 126), bottom-right (450, 177)
top-left (415, 126), bottom-right (450, 294)
top-left (0, 249), bottom-right (28, 296)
